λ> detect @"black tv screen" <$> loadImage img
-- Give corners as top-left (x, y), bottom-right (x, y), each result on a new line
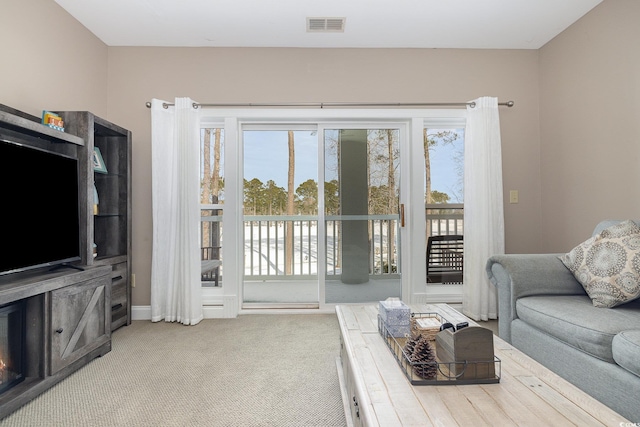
top-left (0, 133), bottom-right (81, 276)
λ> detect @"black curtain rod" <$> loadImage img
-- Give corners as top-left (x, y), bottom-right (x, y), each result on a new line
top-left (145, 100), bottom-right (515, 109)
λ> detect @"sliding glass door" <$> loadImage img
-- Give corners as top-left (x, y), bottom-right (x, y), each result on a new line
top-left (199, 108), bottom-right (467, 315)
top-left (242, 127), bottom-right (319, 307)
top-left (240, 124), bottom-right (404, 307)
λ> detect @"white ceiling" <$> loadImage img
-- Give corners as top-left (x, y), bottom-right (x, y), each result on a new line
top-left (54, 0), bottom-right (602, 49)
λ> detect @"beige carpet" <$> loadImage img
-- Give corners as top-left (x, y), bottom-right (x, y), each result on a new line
top-left (2, 314), bottom-right (347, 427)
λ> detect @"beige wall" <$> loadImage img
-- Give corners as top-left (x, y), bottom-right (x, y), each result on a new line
top-left (1, 0), bottom-right (108, 117)
top-left (539, 0), bottom-right (640, 252)
top-left (21, 0), bottom-right (634, 307)
top-left (6, 0), bottom-right (638, 308)
top-left (106, 47), bottom-right (542, 305)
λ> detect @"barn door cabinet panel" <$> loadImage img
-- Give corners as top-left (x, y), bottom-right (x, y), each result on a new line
top-left (50, 274), bottom-right (111, 374)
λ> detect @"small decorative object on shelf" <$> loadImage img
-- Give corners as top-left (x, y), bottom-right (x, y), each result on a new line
top-left (92, 147), bottom-right (108, 174)
top-left (93, 185), bottom-right (99, 215)
top-left (41, 110), bottom-right (64, 131)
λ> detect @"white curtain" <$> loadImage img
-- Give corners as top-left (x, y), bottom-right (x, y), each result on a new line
top-left (462, 96), bottom-right (505, 321)
top-left (150, 97), bottom-right (203, 325)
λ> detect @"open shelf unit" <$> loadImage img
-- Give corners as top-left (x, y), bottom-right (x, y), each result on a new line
top-left (60, 111), bottom-right (132, 331)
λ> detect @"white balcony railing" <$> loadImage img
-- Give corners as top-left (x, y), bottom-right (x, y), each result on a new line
top-left (244, 215), bottom-right (400, 280)
top-left (200, 204), bottom-right (463, 286)
top-left (425, 204), bottom-right (464, 236)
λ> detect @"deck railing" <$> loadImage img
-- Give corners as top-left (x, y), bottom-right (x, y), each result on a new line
top-left (244, 216), bottom-right (317, 278)
top-left (201, 206), bottom-right (223, 286)
top-left (200, 204), bottom-right (463, 285)
top-left (243, 215), bottom-right (400, 280)
top-left (425, 203), bottom-right (464, 236)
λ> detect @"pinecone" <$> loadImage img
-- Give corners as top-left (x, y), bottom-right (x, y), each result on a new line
top-left (410, 337), bottom-right (437, 379)
top-left (402, 334), bottom-right (422, 360)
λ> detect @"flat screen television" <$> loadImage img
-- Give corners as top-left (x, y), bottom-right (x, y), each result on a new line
top-left (0, 131), bottom-right (81, 276)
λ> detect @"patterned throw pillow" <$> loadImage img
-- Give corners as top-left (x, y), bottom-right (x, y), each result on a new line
top-left (559, 220), bottom-right (640, 308)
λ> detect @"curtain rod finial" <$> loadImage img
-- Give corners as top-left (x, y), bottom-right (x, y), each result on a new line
top-left (145, 102), bottom-right (152, 108)
top-left (506, 101), bottom-right (514, 107)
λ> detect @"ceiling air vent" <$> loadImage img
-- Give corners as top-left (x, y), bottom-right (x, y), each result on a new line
top-left (307, 17), bottom-right (346, 33)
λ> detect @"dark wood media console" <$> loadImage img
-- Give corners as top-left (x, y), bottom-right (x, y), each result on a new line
top-left (0, 266), bottom-right (112, 419)
top-left (0, 106), bottom-right (131, 419)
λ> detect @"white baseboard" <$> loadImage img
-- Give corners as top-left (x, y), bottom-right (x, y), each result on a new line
top-left (411, 292), bottom-right (463, 305)
top-left (132, 297), bottom-right (239, 321)
top-left (131, 305), bottom-right (151, 320)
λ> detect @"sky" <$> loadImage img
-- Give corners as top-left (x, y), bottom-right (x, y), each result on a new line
top-left (427, 130), bottom-right (464, 203)
top-left (239, 128), bottom-right (464, 203)
top-left (243, 130), bottom-right (317, 187)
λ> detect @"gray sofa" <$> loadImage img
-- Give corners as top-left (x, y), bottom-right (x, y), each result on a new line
top-left (486, 220), bottom-right (640, 422)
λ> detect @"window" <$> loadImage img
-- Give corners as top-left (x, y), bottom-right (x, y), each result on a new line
top-left (200, 127), bottom-right (224, 287)
top-left (197, 109), bottom-right (468, 315)
top-left (424, 128), bottom-right (464, 287)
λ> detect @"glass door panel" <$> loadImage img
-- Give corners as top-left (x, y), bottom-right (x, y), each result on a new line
top-left (242, 129), bottom-right (319, 307)
top-left (200, 127), bottom-right (224, 287)
top-left (423, 128), bottom-right (465, 287)
top-left (324, 128), bottom-right (401, 303)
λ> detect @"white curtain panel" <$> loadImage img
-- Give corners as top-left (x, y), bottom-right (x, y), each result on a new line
top-left (150, 98), bottom-right (203, 325)
top-left (462, 96), bottom-right (505, 321)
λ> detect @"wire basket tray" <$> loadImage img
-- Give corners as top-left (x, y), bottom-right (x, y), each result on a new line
top-left (378, 313), bottom-right (501, 386)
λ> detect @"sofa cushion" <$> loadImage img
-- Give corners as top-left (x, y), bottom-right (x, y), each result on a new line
top-left (515, 295), bottom-right (640, 363)
top-left (612, 330), bottom-right (640, 377)
top-left (559, 219), bottom-right (640, 308)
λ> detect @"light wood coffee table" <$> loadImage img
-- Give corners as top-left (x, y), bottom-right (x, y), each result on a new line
top-left (336, 303), bottom-right (629, 426)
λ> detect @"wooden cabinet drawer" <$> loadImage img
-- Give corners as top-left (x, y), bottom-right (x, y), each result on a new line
top-left (109, 262), bottom-right (129, 330)
top-left (110, 261), bottom-right (127, 282)
top-left (111, 281), bottom-right (126, 306)
top-left (110, 262), bottom-right (127, 302)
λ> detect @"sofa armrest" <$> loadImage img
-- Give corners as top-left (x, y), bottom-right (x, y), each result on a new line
top-left (485, 254), bottom-right (586, 343)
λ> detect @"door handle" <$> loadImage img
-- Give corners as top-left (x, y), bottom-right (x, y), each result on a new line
top-left (400, 204), bottom-right (405, 227)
